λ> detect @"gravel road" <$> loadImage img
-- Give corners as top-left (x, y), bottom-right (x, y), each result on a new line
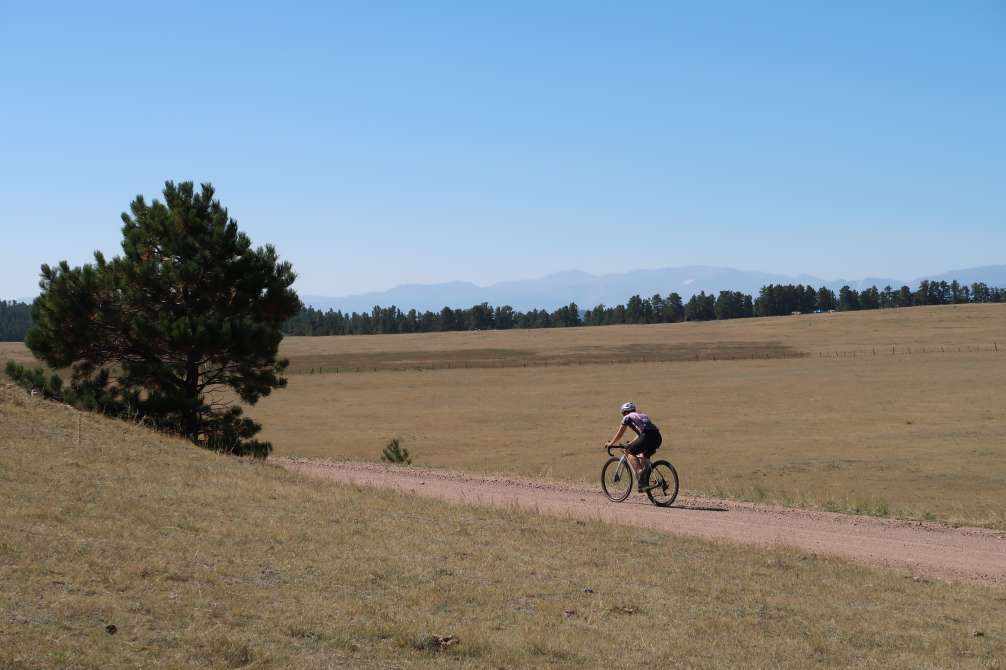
top-left (278, 458), bottom-right (1006, 586)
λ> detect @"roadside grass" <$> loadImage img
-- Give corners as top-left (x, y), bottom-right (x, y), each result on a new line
top-left (2, 385), bottom-right (1005, 669)
top-left (707, 484), bottom-right (896, 518)
top-left (724, 485), bottom-right (1006, 530)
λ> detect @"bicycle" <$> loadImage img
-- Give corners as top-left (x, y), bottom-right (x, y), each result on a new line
top-left (601, 444), bottom-right (679, 507)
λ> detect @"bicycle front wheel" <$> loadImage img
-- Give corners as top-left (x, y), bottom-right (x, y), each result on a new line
top-left (645, 461), bottom-right (679, 507)
top-left (601, 457), bottom-right (633, 502)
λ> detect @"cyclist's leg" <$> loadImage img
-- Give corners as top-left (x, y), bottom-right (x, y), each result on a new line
top-left (626, 435), bottom-right (648, 488)
top-left (626, 451), bottom-right (642, 476)
top-left (640, 454), bottom-right (654, 486)
top-left (636, 432), bottom-right (661, 486)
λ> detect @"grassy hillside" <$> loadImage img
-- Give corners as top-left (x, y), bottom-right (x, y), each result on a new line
top-left (2, 385), bottom-right (1004, 669)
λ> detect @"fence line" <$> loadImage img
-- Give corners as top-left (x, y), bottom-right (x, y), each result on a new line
top-left (811, 343), bottom-right (1000, 360)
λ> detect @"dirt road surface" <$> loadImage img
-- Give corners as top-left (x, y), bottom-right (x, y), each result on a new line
top-left (278, 458), bottom-right (1006, 586)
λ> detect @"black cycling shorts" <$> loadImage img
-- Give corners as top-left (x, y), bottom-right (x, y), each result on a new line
top-left (627, 429), bottom-right (661, 458)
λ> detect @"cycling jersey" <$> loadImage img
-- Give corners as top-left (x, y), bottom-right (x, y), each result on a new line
top-left (622, 411), bottom-right (659, 435)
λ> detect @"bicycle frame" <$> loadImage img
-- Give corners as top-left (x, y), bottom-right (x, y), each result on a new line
top-left (607, 444), bottom-right (636, 479)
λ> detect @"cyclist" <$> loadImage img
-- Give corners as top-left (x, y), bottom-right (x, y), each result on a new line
top-left (605, 402), bottom-right (662, 491)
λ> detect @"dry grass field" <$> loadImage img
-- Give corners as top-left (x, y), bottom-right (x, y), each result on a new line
top-left (274, 302), bottom-right (1005, 373)
top-left (249, 304), bottom-right (1006, 528)
top-left (3, 385), bottom-right (1005, 669)
top-left (5, 304), bottom-right (1005, 527)
top-left (0, 341), bottom-right (39, 369)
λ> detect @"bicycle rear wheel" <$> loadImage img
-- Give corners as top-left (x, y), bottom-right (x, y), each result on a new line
top-left (601, 457), bottom-right (633, 502)
top-left (645, 461), bottom-right (679, 507)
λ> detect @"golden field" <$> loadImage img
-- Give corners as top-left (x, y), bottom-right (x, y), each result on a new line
top-left (5, 304), bottom-right (1005, 526)
top-left (273, 301), bottom-right (1005, 373)
top-left (253, 304), bottom-right (1006, 528)
top-left (2, 384), bottom-right (1004, 669)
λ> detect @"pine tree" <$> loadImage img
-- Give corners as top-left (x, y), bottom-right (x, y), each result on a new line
top-left (817, 286), bottom-right (837, 311)
top-left (838, 285), bottom-right (860, 311)
top-left (25, 181), bottom-right (300, 456)
top-left (666, 293), bottom-right (685, 323)
top-left (626, 295), bottom-right (644, 323)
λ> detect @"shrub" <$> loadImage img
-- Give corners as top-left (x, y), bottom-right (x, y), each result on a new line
top-left (381, 438), bottom-right (411, 465)
top-left (4, 360), bottom-right (55, 396)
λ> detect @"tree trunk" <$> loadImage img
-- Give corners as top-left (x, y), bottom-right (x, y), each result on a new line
top-left (182, 353), bottom-right (200, 439)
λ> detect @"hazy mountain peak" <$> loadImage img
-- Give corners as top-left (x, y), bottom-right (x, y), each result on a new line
top-left (299, 264), bottom-right (1006, 313)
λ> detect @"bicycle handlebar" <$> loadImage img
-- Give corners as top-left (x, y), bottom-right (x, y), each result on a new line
top-left (606, 444), bottom-right (631, 457)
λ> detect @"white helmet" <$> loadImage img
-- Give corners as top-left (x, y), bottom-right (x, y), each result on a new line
top-left (620, 401), bottom-right (636, 414)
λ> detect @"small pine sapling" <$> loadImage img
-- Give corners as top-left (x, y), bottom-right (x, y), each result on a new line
top-left (381, 438), bottom-right (411, 465)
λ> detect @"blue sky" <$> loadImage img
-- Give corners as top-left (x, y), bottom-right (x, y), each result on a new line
top-left (1, 1), bottom-right (1003, 298)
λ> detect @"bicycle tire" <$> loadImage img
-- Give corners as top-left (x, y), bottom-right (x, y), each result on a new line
top-left (645, 460), bottom-right (679, 507)
top-left (601, 457), bottom-right (633, 502)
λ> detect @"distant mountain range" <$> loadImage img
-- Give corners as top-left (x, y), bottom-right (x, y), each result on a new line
top-left (301, 265), bottom-right (1006, 313)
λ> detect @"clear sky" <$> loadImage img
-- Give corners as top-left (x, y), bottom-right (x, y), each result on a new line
top-left (1, 1), bottom-right (1003, 298)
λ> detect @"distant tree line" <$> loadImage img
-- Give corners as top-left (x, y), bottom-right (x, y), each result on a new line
top-left (7, 279), bottom-right (1006, 342)
top-left (283, 302), bottom-right (585, 335)
top-left (0, 301), bottom-right (32, 341)
top-left (282, 279), bottom-right (1005, 336)
top-left (753, 280), bottom-right (1005, 316)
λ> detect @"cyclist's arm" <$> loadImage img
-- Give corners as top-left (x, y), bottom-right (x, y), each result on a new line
top-left (606, 424), bottom-right (628, 447)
